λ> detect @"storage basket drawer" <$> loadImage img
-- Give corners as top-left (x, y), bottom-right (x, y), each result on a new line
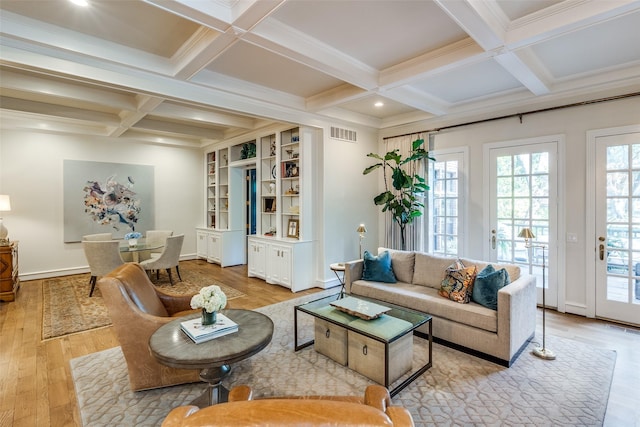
top-left (314, 318), bottom-right (348, 366)
top-left (347, 331), bottom-right (412, 385)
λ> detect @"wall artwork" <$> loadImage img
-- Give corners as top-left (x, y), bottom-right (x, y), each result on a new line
top-left (63, 160), bottom-right (155, 243)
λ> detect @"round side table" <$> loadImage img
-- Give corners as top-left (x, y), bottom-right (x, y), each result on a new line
top-left (330, 262), bottom-right (346, 298)
top-left (149, 309), bottom-right (273, 407)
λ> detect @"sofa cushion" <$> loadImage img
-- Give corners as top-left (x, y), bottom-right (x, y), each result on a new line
top-left (472, 264), bottom-right (510, 310)
top-left (438, 260), bottom-right (477, 303)
top-left (351, 280), bottom-right (497, 333)
top-left (412, 253), bottom-right (456, 289)
top-left (362, 250), bottom-right (397, 283)
top-left (378, 247), bottom-right (415, 283)
top-left (461, 258), bottom-right (520, 282)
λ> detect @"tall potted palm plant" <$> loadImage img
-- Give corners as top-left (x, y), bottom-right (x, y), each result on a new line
top-left (363, 138), bottom-right (434, 250)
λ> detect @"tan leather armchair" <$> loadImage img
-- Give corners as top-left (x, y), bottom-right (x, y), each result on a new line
top-left (98, 262), bottom-right (201, 391)
top-left (161, 384), bottom-right (415, 427)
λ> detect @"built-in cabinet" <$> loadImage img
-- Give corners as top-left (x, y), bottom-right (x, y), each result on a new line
top-left (196, 228), bottom-right (245, 267)
top-left (202, 126), bottom-right (316, 290)
top-left (247, 236), bottom-right (314, 292)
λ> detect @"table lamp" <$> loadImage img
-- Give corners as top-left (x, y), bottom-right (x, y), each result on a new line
top-left (0, 195), bottom-right (11, 246)
top-left (518, 227), bottom-right (555, 360)
top-left (356, 224), bottom-right (367, 258)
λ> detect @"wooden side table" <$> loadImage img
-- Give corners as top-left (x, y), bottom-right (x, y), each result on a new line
top-left (149, 309), bottom-right (274, 408)
top-left (330, 262), bottom-right (346, 298)
top-left (0, 241), bottom-right (19, 302)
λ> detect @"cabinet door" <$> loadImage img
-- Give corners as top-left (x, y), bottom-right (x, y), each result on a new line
top-left (248, 240), bottom-right (266, 279)
top-left (207, 233), bottom-right (221, 263)
top-left (268, 244), bottom-right (292, 288)
top-left (278, 245), bottom-right (292, 287)
top-left (196, 231), bottom-right (208, 258)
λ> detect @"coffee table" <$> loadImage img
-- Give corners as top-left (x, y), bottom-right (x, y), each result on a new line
top-left (294, 294), bottom-right (432, 397)
top-left (149, 309), bottom-right (274, 407)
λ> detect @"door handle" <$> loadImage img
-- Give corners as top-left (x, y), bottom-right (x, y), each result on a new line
top-left (599, 244), bottom-right (605, 261)
top-left (491, 229), bottom-right (496, 250)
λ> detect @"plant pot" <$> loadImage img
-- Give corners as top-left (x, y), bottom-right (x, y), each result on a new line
top-left (128, 239), bottom-right (138, 247)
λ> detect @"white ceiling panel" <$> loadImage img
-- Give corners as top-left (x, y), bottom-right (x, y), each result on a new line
top-left (270, 0), bottom-right (467, 69)
top-left (530, 10), bottom-right (640, 78)
top-left (497, 0), bottom-right (564, 21)
top-left (411, 59), bottom-right (523, 103)
top-left (0, 0), bottom-right (198, 58)
top-left (203, 40), bottom-right (344, 98)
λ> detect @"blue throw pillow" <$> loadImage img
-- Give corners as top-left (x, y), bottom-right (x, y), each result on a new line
top-left (362, 250), bottom-right (397, 283)
top-left (472, 264), bottom-right (510, 310)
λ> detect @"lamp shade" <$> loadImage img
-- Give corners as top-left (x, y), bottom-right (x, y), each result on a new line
top-left (0, 195), bottom-right (10, 212)
top-left (356, 224), bottom-right (367, 234)
top-left (518, 228), bottom-right (535, 239)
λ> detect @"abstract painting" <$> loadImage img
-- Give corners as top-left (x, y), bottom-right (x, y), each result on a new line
top-left (64, 160), bottom-right (154, 242)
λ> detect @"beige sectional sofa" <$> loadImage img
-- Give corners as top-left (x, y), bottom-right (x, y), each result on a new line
top-left (344, 248), bottom-right (537, 366)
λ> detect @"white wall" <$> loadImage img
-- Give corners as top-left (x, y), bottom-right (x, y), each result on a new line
top-left (380, 96), bottom-right (640, 315)
top-left (317, 124), bottom-right (379, 287)
top-left (0, 130), bottom-right (203, 279)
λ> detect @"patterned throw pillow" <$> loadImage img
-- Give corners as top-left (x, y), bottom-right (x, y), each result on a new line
top-left (439, 260), bottom-right (477, 303)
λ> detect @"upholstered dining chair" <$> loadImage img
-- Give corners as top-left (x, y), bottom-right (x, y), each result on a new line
top-left (82, 232), bottom-right (113, 241)
top-left (98, 262), bottom-right (200, 391)
top-left (142, 229), bottom-right (173, 261)
top-left (139, 234), bottom-right (184, 285)
top-left (161, 384), bottom-right (415, 427)
top-left (82, 232), bottom-right (133, 261)
top-left (81, 240), bottom-right (124, 296)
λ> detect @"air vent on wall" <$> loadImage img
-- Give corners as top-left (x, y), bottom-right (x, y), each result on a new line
top-left (330, 126), bottom-right (357, 143)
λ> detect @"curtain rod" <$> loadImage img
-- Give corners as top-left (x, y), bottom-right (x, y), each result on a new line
top-left (383, 92), bottom-right (640, 140)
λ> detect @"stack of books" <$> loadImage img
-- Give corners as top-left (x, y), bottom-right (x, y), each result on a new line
top-left (180, 313), bottom-right (239, 344)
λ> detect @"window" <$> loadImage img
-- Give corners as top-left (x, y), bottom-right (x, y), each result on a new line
top-left (427, 150), bottom-right (466, 256)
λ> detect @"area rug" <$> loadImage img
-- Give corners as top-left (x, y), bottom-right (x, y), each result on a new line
top-left (42, 261), bottom-right (245, 340)
top-left (70, 290), bottom-right (616, 427)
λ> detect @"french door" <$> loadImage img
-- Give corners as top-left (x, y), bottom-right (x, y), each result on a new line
top-left (591, 126), bottom-right (640, 325)
top-left (485, 137), bottom-right (559, 307)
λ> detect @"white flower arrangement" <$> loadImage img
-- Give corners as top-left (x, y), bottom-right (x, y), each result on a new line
top-left (190, 285), bottom-right (227, 313)
top-left (124, 232), bottom-right (142, 240)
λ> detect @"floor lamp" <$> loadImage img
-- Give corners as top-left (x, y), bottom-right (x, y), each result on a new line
top-left (518, 227), bottom-right (555, 360)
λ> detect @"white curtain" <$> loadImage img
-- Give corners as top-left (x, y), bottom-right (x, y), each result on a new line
top-left (383, 132), bottom-right (428, 251)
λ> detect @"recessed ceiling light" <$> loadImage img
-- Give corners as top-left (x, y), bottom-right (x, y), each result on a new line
top-left (69, 0), bottom-right (89, 7)
top-left (374, 101), bottom-right (384, 107)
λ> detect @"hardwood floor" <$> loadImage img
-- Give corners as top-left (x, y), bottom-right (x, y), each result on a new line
top-left (1, 259), bottom-right (638, 426)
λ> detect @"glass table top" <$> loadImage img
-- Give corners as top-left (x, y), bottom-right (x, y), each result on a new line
top-left (296, 293), bottom-right (430, 343)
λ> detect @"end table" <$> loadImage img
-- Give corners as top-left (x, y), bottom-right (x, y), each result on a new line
top-left (329, 262), bottom-right (346, 298)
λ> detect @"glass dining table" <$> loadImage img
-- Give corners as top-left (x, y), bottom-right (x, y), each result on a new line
top-left (119, 241), bottom-right (164, 262)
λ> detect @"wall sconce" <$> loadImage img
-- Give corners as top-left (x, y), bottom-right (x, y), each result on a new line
top-left (0, 195), bottom-right (12, 246)
top-left (518, 227), bottom-right (555, 360)
top-left (356, 224), bottom-right (367, 259)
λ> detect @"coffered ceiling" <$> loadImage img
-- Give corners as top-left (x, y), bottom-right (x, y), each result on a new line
top-left (1, 0), bottom-right (639, 148)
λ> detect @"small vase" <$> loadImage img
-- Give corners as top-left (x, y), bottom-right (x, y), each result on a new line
top-left (128, 238), bottom-right (138, 247)
top-left (201, 309), bottom-right (217, 326)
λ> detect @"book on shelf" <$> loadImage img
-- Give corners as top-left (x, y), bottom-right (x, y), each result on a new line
top-left (180, 313), bottom-right (239, 344)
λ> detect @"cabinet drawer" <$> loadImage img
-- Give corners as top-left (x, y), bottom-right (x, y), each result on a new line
top-left (347, 331), bottom-right (412, 385)
top-left (314, 319), bottom-right (348, 366)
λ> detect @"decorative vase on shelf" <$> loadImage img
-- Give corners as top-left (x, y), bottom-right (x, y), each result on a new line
top-left (201, 309), bottom-right (217, 326)
top-left (128, 239), bottom-right (138, 247)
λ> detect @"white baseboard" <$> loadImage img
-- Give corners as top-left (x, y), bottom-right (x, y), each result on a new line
top-left (564, 301), bottom-right (589, 317)
top-left (19, 253), bottom-right (199, 282)
top-left (315, 277), bottom-right (342, 290)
